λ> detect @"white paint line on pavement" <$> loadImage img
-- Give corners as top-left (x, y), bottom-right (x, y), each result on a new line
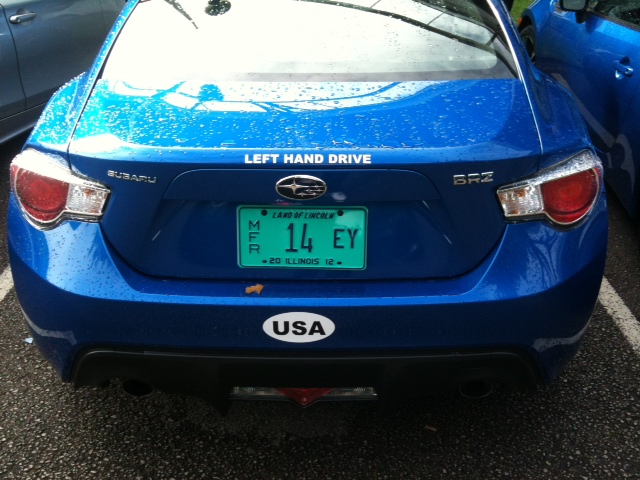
top-left (0, 266), bottom-right (13, 303)
top-left (599, 277), bottom-right (640, 354)
top-left (0, 265), bottom-right (639, 355)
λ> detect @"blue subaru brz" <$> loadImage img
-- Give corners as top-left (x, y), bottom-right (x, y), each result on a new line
top-left (8, 0), bottom-right (608, 410)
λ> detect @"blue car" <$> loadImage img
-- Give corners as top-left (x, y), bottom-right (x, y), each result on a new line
top-left (0, 0), bottom-right (126, 144)
top-left (8, 0), bottom-right (607, 410)
top-left (520, 0), bottom-right (640, 219)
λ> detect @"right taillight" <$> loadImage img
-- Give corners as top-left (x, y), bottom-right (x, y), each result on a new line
top-left (497, 150), bottom-right (602, 226)
top-left (10, 149), bottom-right (110, 230)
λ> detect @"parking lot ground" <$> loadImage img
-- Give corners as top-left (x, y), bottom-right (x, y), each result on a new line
top-left (0, 292), bottom-right (639, 479)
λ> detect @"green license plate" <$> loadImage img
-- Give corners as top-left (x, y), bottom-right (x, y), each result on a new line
top-left (238, 206), bottom-right (367, 269)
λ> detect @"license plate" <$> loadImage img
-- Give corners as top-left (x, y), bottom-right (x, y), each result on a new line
top-left (238, 206), bottom-right (367, 269)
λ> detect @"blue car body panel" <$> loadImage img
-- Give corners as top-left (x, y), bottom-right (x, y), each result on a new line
top-left (69, 79), bottom-right (540, 280)
top-left (8, 205), bottom-right (607, 384)
top-left (8, 0), bottom-right (608, 405)
top-left (522, 0), bottom-right (640, 216)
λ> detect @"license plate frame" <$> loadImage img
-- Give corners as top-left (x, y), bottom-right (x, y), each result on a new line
top-left (237, 206), bottom-right (367, 270)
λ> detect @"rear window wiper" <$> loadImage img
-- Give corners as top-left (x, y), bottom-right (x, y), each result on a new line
top-left (302, 0), bottom-right (517, 76)
top-left (304, 0), bottom-right (490, 51)
top-left (163, 0), bottom-right (198, 28)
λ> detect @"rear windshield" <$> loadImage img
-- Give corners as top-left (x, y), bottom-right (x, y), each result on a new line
top-left (102, 0), bottom-right (516, 83)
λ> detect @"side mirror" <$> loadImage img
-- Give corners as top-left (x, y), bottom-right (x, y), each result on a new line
top-left (559, 0), bottom-right (588, 23)
top-left (559, 0), bottom-right (587, 12)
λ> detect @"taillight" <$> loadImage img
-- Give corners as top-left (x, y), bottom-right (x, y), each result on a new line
top-left (10, 149), bottom-right (110, 230)
top-left (540, 170), bottom-right (599, 224)
top-left (497, 150), bottom-right (602, 226)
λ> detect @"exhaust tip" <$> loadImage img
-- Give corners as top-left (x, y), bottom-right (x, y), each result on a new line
top-left (459, 380), bottom-right (493, 399)
top-left (122, 379), bottom-right (154, 398)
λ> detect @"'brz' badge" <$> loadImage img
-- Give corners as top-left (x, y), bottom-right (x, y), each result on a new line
top-left (263, 312), bottom-right (335, 343)
top-left (275, 175), bottom-right (327, 201)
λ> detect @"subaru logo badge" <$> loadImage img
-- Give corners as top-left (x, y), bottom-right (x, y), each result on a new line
top-left (275, 175), bottom-right (327, 201)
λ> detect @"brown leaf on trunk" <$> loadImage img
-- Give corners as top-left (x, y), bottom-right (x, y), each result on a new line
top-left (245, 284), bottom-right (265, 295)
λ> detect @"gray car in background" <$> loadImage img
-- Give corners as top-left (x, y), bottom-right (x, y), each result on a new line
top-left (0, 0), bottom-right (125, 143)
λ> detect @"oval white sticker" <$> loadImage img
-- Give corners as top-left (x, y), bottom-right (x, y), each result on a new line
top-left (263, 312), bottom-right (335, 343)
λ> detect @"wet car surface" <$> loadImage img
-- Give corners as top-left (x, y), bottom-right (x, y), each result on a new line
top-left (7, 0), bottom-right (607, 411)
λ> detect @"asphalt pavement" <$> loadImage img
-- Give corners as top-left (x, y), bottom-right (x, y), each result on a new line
top-left (1, 134), bottom-right (639, 479)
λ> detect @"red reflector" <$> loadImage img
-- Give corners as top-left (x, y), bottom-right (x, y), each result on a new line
top-left (276, 388), bottom-right (334, 406)
top-left (541, 169), bottom-right (598, 224)
top-left (13, 167), bottom-right (69, 223)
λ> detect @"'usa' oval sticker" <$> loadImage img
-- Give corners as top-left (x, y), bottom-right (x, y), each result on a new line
top-left (263, 312), bottom-right (335, 343)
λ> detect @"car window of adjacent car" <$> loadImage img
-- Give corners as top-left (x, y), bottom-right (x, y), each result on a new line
top-left (101, 0), bottom-right (517, 86)
top-left (590, 0), bottom-right (640, 27)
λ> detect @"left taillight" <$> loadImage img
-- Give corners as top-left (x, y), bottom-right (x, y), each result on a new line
top-left (10, 149), bottom-right (110, 230)
top-left (497, 150), bottom-right (602, 227)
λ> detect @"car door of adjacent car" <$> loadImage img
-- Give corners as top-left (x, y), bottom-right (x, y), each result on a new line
top-left (0, 3), bottom-right (26, 121)
top-left (534, 0), bottom-right (640, 154)
top-left (1, 0), bottom-right (123, 110)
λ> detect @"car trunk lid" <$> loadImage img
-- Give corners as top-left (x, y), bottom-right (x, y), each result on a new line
top-left (69, 78), bottom-right (540, 280)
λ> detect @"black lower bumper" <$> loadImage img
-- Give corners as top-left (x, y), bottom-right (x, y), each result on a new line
top-left (72, 348), bottom-right (541, 410)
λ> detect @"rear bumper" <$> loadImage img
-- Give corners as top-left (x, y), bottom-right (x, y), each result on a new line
top-left (73, 348), bottom-right (539, 407)
top-left (8, 195), bottom-right (608, 399)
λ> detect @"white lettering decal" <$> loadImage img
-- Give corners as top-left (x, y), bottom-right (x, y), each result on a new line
top-left (328, 154), bottom-right (371, 164)
top-left (244, 153), bottom-right (280, 164)
top-left (243, 153), bottom-right (373, 166)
